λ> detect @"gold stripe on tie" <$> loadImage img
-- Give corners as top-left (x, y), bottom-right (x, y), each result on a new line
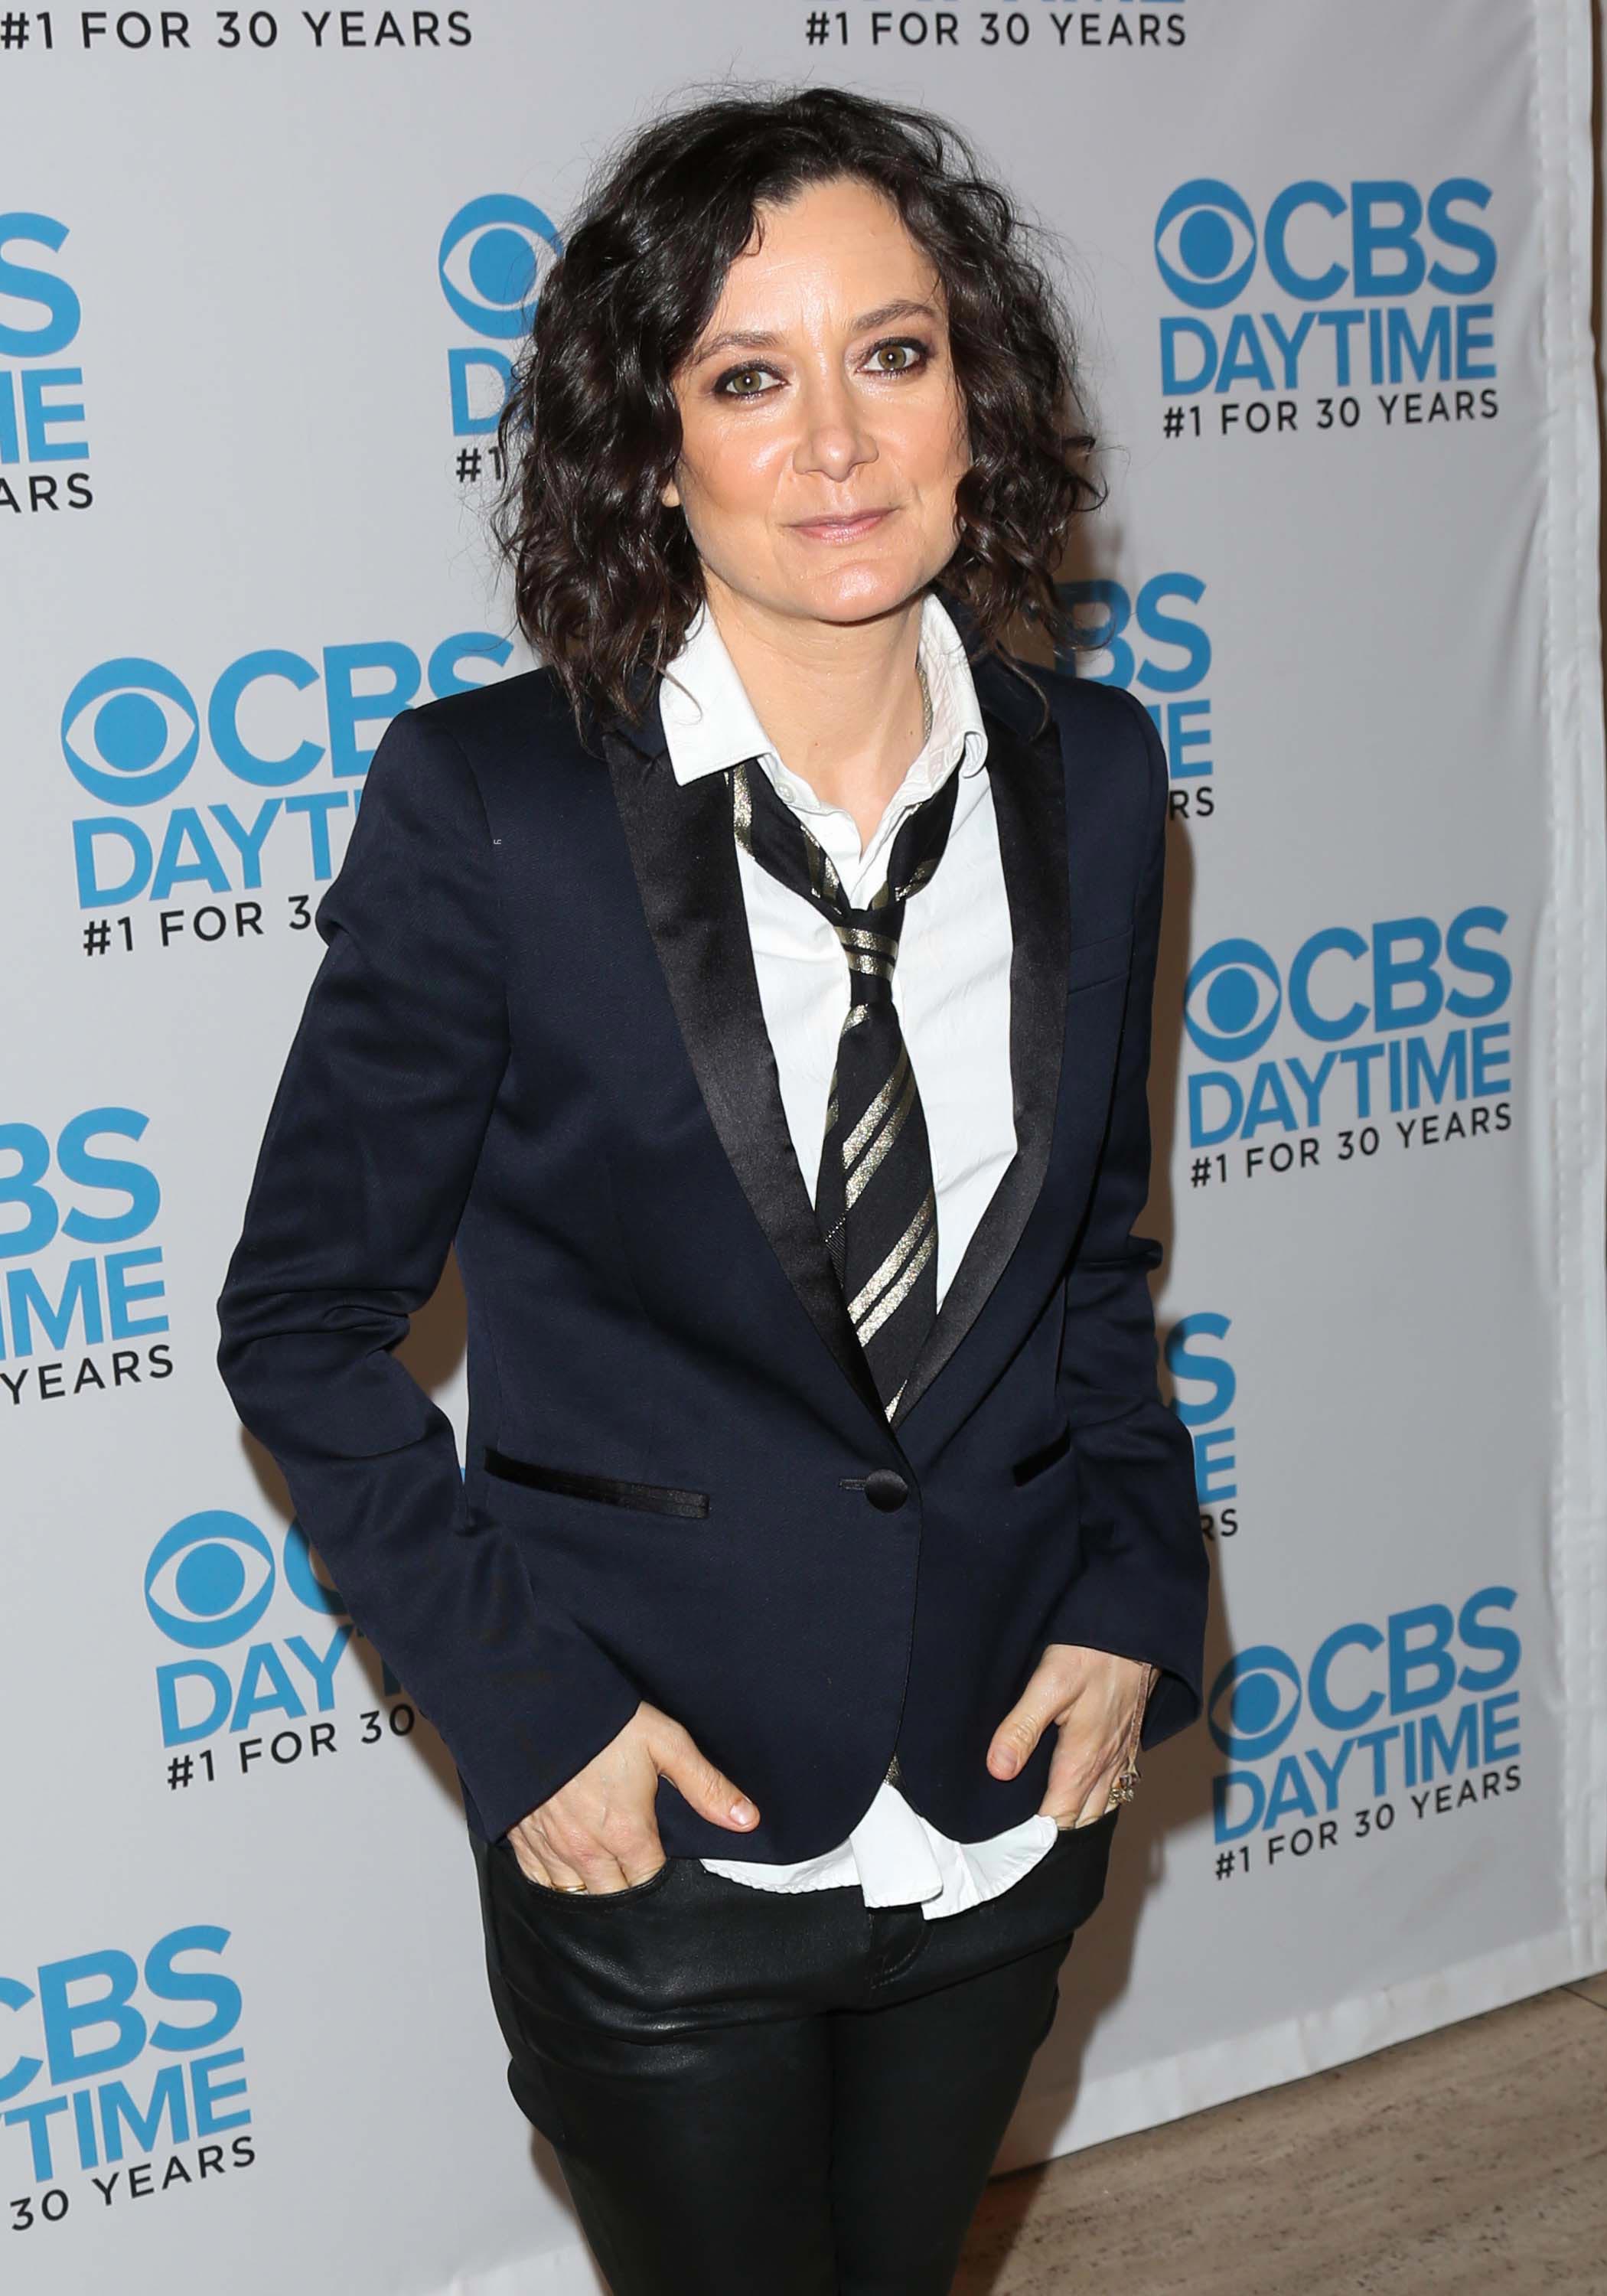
top-left (845, 1066), bottom-right (918, 1207)
top-left (731, 762), bottom-right (754, 850)
top-left (844, 951), bottom-right (895, 979)
top-left (826, 1010), bottom-right (872, 1140)
top-left (855, 1224), bottom-right (937, 1347)
top-left (837, 926), bottom-right (900, 957)
top-left (842, 1046), bottom-right (911, 1167)
top-left (807, 839), bottom-right (843, 905)
top-left (848, 1188), bottom-right (935, 1323)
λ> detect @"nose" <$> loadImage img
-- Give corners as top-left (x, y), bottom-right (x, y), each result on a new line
top-left (792, 370), bottom-right (878, 485)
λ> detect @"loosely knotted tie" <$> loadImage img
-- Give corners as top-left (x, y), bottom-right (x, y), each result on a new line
top-left (732, 755), bottom-right (960, 1417)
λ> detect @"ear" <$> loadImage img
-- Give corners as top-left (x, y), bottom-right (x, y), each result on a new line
top-left (660, 475), bottom-right (682, 510)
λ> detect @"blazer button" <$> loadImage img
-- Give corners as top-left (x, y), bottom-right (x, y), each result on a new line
top-left (863, 1469), bottom-right (909, 1513)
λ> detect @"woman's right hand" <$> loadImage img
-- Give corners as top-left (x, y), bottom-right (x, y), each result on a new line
top-left (505, 1701), bottom-right (760, 1892)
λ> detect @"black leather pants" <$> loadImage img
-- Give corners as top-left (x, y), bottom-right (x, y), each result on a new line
top-left (471, 1808), bottom-right (1120, 2294)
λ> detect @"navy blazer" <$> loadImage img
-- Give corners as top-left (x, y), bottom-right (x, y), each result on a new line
top-left (215, 639), bottom-right (1209, 1854)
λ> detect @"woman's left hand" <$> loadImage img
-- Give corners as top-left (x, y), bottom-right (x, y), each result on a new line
top-left (986, 1644), bottom-right (1160, 1828)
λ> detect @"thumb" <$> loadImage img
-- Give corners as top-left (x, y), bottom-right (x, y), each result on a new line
top-left (651, 1720), bottom-right (759, 1834)
top-left (989, 1673), bottom-right (1061, 1780)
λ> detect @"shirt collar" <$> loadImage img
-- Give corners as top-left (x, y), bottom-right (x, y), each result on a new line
top-left (657, 591), bottom-right (990, 810)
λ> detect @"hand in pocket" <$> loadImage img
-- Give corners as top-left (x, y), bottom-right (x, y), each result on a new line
top-left (987, 1645), bottom-right (1158, 1828)
top-left (506, 1702), bottom-right (759, 1891)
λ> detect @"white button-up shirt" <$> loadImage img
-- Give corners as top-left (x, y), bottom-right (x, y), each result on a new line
top-left (658, 592), bottom-right (1059, 1918)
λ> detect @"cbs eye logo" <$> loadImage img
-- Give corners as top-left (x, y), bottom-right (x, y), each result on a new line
top-left (1154, 180), bottom-right (1258, 310)
top-left (1208, 1645), bottom-right (1302, 1761)
top-left (1155, 175), bottom-right (1497, 311)
top-left (60, 658), bottom-right (199, 807)
top-left (1184, 938), bottom-right (1283, 1062)
top-left (145, 1511), bottom-right (344, 1648)
top-left (145, 1512), bottom-right (273, 1649)
top-left (438, 194), bottom-right (562, 340)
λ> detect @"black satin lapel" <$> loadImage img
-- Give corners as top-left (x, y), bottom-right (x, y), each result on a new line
top-left (602, 735), bottom-right (886, 1426)
top-left (891, 711), bottom-right (1071, 1429)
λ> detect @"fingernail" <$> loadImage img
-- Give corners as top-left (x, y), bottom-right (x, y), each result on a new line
top-left (730, 1799), bottom-right (757, 1826)
top-left (994, 1750), bottom-right (1018, 1778)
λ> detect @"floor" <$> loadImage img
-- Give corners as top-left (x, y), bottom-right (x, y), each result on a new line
top-left (956, 1972), bottom-right (1607, 2294)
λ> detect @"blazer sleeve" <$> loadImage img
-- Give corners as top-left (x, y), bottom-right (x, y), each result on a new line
top-left (1045, 685), bottom-right (1211, 1751)
top-left (214, 706), bottom-right (643, 1843)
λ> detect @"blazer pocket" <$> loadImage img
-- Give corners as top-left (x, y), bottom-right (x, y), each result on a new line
top-left (1064, 926), bottom-right (1133, 994)
top-left (482, 1448), bottom-right (710, 1520)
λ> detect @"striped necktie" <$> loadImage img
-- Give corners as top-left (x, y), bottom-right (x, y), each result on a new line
top-left (731, 757), bottom-right (960, 1417)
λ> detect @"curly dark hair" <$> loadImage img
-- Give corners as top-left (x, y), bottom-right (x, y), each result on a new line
top-left (493, 83), bottom-right (1103, 726)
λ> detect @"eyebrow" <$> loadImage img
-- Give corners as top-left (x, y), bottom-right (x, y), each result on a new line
top-left (691, 299), bottom-right (941, 364)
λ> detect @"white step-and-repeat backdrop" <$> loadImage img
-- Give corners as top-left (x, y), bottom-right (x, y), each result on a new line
top-left (5, 4), bottom-right (1605, 2290)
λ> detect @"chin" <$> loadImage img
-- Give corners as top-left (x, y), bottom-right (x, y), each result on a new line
top-left (795, 563), bottom-right (937, 627)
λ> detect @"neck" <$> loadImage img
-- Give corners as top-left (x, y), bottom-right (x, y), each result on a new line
top-left (702, 578), bottom-right (930, 853)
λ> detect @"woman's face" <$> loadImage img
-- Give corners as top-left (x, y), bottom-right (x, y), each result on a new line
top-left (665, 178), bottom-right (970, 632)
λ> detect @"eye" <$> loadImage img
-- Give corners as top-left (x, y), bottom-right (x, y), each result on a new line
top-left (1154, 178), bottom-right (1258, 309)
top-left (716, 364), bottom-right (781, 400)
top-left (438, 194), bottom-right (562, 341)
top-left (1208, 1645), bottom-right (1302, 1762)
top-left (1184, 938), bottom-right (1283, 1063)
top-left (61, 657), bottom-right (200, 807)
top-left (862, 338), bottom-right (927, 375)
top-left (145, 1512), bottom-right (277, 1649)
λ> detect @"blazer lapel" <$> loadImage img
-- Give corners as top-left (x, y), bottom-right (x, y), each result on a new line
top-left (889, 696), bottom-right (1071, 1430)
top-left (602, 714), bottom-right (888, 1426)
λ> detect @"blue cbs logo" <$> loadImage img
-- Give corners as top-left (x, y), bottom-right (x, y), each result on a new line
top-left (1165, 1312), bottom-right (1236, 1525)
top-left (0, 210), bottom-right (92, 499)
top-left (441, 194), bottom-right (562, 439)
top-left (1156, 177), bottom-right (1496, 309)
top-left (1185, 938), bottom-right (1285, 1062)
top-left (1155, 181), bottom-right (1259, 309)
top-left (439, 193), bottom-right (562, 338)
top-left (1183, 908), bottom-right (1513, 1147)
top-left (1154, 176), bottom-right (1498, 399)
top-left (144, 1514), bottom-right (281, 1649)
top-left (1209, 1593), bottom-right (1521, 1762)
top-left (0, 1107), bottom-right (168, 1376)
top-left (1057, 572), bottom-right (1214, 802)
top-left (1211, 1645), bottom-right (1303, 1763)
top-left (1209, 1587), bottom-right (1522, 1842)
top-left (0, 214), bottom-right (80, 359)
top-left (62, 632), bottom-right (509, 909)
top-left (62, 638), bottom-right (506, 806)
top-left (61, 659), bottom-right (199, 808)
top-left (145, 1510), bottom-right (378, 1750)
top-left (1185, 912), bottom-right (1509, 1056)
top-left (0, 1926), bottom-right (250, 2189)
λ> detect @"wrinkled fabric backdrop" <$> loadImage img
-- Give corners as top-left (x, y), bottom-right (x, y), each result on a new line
top-left (4, 2), bottom-right (1604, 2288)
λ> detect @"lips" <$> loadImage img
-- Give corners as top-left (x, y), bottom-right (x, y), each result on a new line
top-left (788, 509), bottom-right (895, 541)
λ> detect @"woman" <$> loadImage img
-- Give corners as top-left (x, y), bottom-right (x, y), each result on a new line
top-left (217, 84), bottom-right (1208, 2296)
